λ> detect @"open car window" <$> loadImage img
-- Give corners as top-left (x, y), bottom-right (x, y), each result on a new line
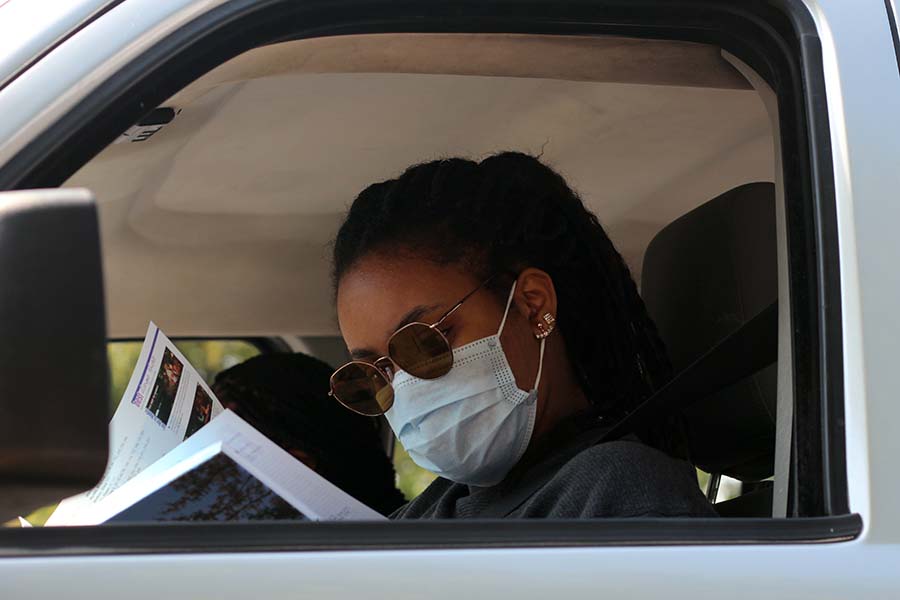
top-left (0, 0), bottom-right (855, 554)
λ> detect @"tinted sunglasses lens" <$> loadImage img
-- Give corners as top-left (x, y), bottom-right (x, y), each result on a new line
top-left (331, 363), bottom-right (394, 416)
top-left (388, 323), bottom-right (453, 379)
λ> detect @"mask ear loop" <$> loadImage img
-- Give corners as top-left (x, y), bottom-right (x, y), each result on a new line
top-left (497, 280), bottom-right (547, 393)
top-left (533, 338), bottom-right (546, 393)
top-left (496, 280), bottom-right (518, 335)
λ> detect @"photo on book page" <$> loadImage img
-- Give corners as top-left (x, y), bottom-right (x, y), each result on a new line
top-left (184, 385), bottom-right (215, 441)
top-left (145, 348), bottom-right (183, 426)
top-left (107, 452), bottom-right (307, 523)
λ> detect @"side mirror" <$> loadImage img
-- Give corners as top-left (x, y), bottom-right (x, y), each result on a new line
top-left (0, 189), bottom-right (108, 522)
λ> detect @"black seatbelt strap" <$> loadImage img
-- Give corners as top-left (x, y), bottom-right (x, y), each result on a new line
top-left (597, 301), bottom-right (777, 444)
top-left (476, 301), bottom-right (778, 518)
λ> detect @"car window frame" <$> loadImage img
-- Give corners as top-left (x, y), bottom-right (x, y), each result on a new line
top-left (0, 0), bottom-right (854, 553)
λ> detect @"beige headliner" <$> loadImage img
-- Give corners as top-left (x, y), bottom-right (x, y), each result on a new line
top-left (167, 33), bottom-right (751, 106)
top-left (66, 33), bottom-right (773, 338)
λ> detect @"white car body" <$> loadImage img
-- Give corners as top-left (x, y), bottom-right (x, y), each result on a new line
top-left (0, 0), bottom-right (898, 598)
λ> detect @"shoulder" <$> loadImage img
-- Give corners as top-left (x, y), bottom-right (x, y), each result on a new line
top-left (517, 440), bottom-right (718, 519)
top-left (390, 477), bottom-right (458, 519)
top-left (561, 441), bottom-right (705, 495)
top-left (563, 440), bottom-right (687, 480)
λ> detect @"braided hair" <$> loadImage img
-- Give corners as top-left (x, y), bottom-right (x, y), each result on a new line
top-left (333, 152), bottom-right (687, 458)
top-left (212, 353), bottom-right (406, 515)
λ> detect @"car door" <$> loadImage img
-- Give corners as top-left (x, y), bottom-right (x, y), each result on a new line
top-left (1, 1), bottom-right (898, 598)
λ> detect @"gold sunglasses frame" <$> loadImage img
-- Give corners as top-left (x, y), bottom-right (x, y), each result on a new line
top-left (329, 274), bottom-right (497, 415)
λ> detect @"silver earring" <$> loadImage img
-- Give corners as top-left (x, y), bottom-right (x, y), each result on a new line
top-left (534, 313), bottom-right (556, 339)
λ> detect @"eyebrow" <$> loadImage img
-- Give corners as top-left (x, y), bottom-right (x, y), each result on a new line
top-left (348, 303), bottom-right (441, 360)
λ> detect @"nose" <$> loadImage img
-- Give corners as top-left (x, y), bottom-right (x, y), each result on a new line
top-left (374, 356), bottom-right (396, 382)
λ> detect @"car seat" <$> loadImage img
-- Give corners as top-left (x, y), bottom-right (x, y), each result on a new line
top-left (641, 182), bottom-right (778, 517)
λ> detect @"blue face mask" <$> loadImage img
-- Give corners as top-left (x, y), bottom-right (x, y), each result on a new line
top-left (385, 282), bottom-right (545, 487)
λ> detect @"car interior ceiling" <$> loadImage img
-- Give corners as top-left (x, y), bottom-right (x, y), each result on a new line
top-left (59, 33), bottom-right (785, 518)
top-left (63, 32), bottom-right (774, 339)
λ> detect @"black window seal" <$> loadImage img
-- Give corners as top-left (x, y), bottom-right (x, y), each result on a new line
top-left (885, 0), bottom-right (900, 75)
top-left (0, 515), bottom-right (863, 558)
top-left (0, 0), bottom-right (851, 546)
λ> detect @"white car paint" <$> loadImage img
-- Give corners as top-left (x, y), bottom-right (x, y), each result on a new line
top-left (0, 0), bottom-right (116, 88)
top-left (4, 543), bottom-right (900, 600)
top-left (808, 0), bottom-right (900, 542)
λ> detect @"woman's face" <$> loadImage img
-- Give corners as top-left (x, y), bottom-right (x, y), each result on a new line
top-left (336, 253), bottom-right (545, 395)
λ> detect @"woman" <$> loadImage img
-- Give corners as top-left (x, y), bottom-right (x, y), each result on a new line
top-left (329, 152), bottom-right (715, 519)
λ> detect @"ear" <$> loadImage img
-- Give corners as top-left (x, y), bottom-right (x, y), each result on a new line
top-left (513, 268), bottom-right (558, 337)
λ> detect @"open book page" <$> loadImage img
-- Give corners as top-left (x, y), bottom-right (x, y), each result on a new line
top-left (55, 411), bottom-right (384, 524)
top-left (107, 447), bottom-right (309, 522)
top-left (47, 323), bottom-right (223, 526)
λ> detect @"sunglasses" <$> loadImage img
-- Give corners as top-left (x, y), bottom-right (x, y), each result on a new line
top-left (329, 275), bottom-right (496, 416)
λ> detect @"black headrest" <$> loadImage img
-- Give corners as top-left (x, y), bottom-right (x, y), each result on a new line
top-left (641, 182), bottom-right (776, 481)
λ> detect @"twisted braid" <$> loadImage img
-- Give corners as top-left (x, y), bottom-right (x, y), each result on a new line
top-left (333, 152), bottom-right (687, 458)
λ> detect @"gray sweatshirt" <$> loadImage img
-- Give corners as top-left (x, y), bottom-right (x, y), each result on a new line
top-left (392, 439), bottom-right (718, 519)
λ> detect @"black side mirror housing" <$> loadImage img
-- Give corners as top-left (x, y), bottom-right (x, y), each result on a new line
top-left (0, 189), bottom-right (108, 521)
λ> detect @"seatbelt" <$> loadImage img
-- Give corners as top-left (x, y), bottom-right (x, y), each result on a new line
top-left (476, 302), bottom-right (778, 518)
top-left (598, 302), bottom-right (777, 444)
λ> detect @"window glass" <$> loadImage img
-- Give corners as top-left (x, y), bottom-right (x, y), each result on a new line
top-left (107, 340), bottom-right (262, 415)
top-left (696, 470), bottom-right (742, 503)
top-left (393, 440), bottom-right (438, 501)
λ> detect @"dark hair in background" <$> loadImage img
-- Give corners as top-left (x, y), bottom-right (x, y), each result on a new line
top-left (212, 353), bottom-right (406, 516)
top-left (333, 152), bottom-right (686, 458)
